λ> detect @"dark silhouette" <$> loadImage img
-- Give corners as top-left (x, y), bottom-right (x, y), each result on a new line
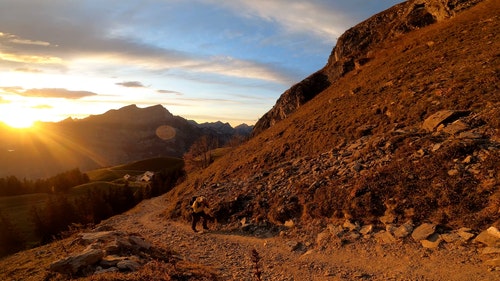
top-left (191, 196), bottom-right (211, 232)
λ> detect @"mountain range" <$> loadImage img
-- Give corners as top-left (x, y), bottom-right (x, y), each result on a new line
top-left (0, 104), bottom-right (252, 179)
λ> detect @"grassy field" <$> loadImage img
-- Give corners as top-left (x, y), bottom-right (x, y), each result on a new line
top-left (0, 193), bottom-right (50, 246)
top-left (86, 157), bottom-right (183, 182)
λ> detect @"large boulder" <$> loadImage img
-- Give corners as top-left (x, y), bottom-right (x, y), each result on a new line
top-left (411, 223), bottom-right (436, 241)
top-left (421, 110), bottom-right (470, 132)
top-left (49, 247), bottom-right (104, 275)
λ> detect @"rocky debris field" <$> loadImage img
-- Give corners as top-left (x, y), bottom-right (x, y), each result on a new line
top-left (186, 107), bottom-right (499, 233)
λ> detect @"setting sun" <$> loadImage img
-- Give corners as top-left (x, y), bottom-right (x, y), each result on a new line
top-left (0, 105), bottom-right (38, 129)
top-left (4, 117), bottom-right (35, 129)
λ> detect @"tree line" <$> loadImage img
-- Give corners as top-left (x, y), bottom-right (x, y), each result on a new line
top-left (0, 168), bottom-right (90, 196)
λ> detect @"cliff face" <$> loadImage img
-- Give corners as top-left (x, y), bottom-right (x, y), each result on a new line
top-left (252, 0), bottom-right (484, 136)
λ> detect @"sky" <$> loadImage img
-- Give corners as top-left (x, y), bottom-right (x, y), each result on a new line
top-left (0, 0), bottom-right (403, 128)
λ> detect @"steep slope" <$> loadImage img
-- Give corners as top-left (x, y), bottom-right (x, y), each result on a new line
top-left (252, 0), bottom-right (485, 136)
top-left (168, 0), bottom-right (499, 233)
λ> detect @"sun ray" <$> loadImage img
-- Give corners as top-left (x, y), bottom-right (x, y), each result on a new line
top-left (33, 125), bottom-right (110, 169)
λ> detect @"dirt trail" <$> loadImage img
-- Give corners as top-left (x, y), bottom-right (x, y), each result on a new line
top-left (0, 194), bottom-right (497, 280)
top-left (100, 195), bottom-right (498, 281)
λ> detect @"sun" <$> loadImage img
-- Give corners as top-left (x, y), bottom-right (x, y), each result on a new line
top-left (4, 117), bottom-right (35, 129)
top-left (1, 106), bottom-right (38, 129)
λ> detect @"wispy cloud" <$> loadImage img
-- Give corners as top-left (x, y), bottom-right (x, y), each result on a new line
top-left (21, 88), bottom-right (97, 99)
top-left (0, 86), bottom-right (24, 95)
top-left (32, 104), bottom-right (53, 109)
top-left (0, 32), bottom-right (53, 46)
top-left (0, 52), bottom-right (63, 64)
top-left (203, 0), bottom-right (350, 42)
top-left (0, 0), bottom-right (300, 86)
top-left (157, 89), bottom-right (183, 95)
top-left (14, 67), bottom-right (43, 73)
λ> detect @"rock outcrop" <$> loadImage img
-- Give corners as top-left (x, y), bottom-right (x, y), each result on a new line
top-left (252, 0), bottom-right (485, 136)
top-left (49, 230), bottom-right (168, 277)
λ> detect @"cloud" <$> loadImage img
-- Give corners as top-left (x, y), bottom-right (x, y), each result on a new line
top-left (0, 86), bottom-right (24, 95)
top-left (14, 67), bottom-right (43, 73)
top-left (0, 32), bottom-right (52, 46)
top-left (21, 88), bottom-right (97, 99)
top-left (0, 0), bottom-right (300, 85)
top-left (157, 89), bottom-right (183, 95)
top-left (32, 104), bottom-right (53, 109)
top-left (203, 0), bottom-right (350, 43)
top-left (0, 52), bottom-right (63, 64)
top-left (116, 81), bottom-right (147, 88)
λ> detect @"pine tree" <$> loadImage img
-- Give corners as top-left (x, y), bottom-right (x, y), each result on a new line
top-left (0, 211), bottom-right (25, 257)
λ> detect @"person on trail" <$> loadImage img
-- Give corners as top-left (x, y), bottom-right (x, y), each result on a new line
top-left (191, 196), bottom-right (211, 232)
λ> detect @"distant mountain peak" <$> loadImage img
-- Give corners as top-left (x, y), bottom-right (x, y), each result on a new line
top-left (86, 104), bottom-right (174, 124)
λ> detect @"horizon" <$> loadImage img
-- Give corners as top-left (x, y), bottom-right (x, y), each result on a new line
top-left (0, 0), bottom-right (403, 128)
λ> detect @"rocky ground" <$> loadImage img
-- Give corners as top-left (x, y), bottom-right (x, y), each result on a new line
top-left (1, 193), bottom-right (498, 280)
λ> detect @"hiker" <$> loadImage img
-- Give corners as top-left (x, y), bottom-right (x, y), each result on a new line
top-left (191, 196), bottom-right (211, 232)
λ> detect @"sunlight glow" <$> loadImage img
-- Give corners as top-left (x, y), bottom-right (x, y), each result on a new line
top-left (4, 117), bottom-right (35, 129)
top-left (0, 105), bottom-right (38, 129)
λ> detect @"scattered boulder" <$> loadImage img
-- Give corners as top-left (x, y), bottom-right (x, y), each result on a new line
top-left (421, 233), bottom-right (442, 249)
top-left (393, 221), bottom-right (414, 239)
top-left (343, 220), bottom-right (360, 232)
top-left (487, 227), bottom-right (500, 239)
top-left (441, 120), bottom-right (470, 135)
top-left (374, 231), bottom-right (397, 244)
top-left (422, 110), bottom-right (470, 132)
top-left (359, 225), bottom-right (374, 236)
top-left (284, 219), bottom-right (295, 228)
top-left (457, 227), bottom-right (476, 241)
top-left (441, 232), bottom-right (461, 243)
top-left (411, 223), bottom-right (436, 242)
top-left (117, 259), bottom-right (141, 271)
top-left (474, 227), bottom-right (500, 247)
top-left (49, 247), bottom-right (104, 275)
top-left (286, 240), bottom-right (303, 252)
top-left (50, 230), bottom-right (159, 277)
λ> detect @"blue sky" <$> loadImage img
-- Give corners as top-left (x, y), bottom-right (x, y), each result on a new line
top-left (0, 0), bottom-right (402, 128)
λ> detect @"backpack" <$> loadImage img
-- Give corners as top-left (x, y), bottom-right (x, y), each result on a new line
top-left (192, 200), bottom-right (200, 210)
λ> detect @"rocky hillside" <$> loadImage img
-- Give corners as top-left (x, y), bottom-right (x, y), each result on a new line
top-left (0, 105), bottom-right (251, 179)
top-left (252, 0), bottom-right (485, 136)
top-left (1, 1), bottom-right (499, 280)
top-left (168, 0), bottom-right (499, 239)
